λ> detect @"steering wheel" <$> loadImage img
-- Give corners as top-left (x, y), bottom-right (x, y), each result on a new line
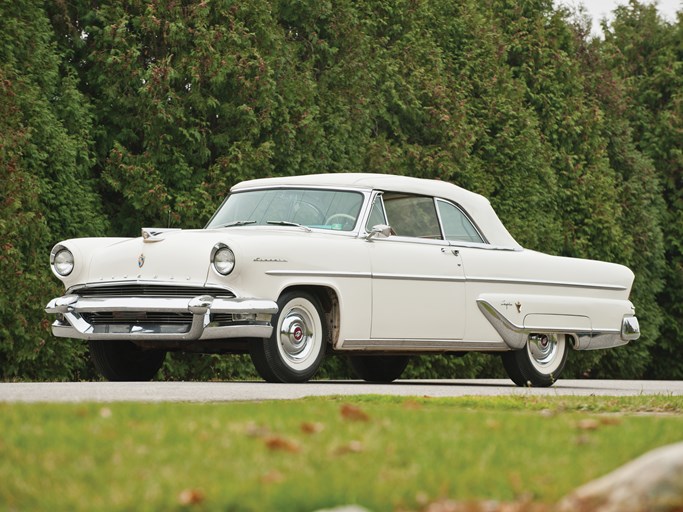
top-left (293, 201), bottom-right (325, 224)
top-left (325, 213), bottom-right (356, 228)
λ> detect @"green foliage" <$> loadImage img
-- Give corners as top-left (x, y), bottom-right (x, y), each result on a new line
top-left (601, 2), bottom-right (683, 378)
top-left (0, 1), bottom-right (107, 380)
top-left (0, 0), bottom-right (680, 380)
top-left (158, 353), bottom-right (260, 381)
top-left (2, 398), bottom-right (683, 510)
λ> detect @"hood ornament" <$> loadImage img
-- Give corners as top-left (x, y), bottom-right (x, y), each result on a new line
top-left (141, 227), bottom-right (181, 243)
top-left (137, 254), bottom-right (145, 268)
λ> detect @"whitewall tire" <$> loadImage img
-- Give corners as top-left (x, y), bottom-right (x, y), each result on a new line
top-left (249, 291), bottom-right (327, 383)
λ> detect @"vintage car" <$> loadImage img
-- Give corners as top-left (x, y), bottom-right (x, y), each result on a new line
top-left (46, 173), bottom-right (640, 386)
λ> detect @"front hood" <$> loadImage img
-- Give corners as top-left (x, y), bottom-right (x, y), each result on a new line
top-left (52, 229), bottom-right (228, 291)
top-left (55, 225), bottom-right (363, 294)
top-left (86, 229), bottom-right (220, 286)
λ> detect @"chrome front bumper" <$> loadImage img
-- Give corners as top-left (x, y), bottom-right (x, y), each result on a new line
top-left (45, 294), bottom-right (278, 341)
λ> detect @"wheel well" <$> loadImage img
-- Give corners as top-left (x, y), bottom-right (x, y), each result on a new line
top-left (279, 285), bottom-right (340, 346)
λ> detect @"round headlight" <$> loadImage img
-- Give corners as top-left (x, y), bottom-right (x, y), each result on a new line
top-left (53, 247), bottom-right (74, 276)
top-left (213, 245), bottom-right (235, 275)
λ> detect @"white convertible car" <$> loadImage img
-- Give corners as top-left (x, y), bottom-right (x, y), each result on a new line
top-left (46, 173), bottom-right (640, 386)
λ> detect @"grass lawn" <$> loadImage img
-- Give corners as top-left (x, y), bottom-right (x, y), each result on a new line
top-left (2, 395), bottom-right (682, 511)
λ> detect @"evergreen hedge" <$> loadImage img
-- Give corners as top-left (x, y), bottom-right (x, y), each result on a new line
top-left (0, 0), bottom-right (680, 380)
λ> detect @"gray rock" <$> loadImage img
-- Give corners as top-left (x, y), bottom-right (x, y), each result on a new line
top-left (557, 441), bottom-right (683, 512)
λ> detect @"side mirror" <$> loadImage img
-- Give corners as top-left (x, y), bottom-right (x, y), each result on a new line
top-left (366, 224), bottom-right (392, 240)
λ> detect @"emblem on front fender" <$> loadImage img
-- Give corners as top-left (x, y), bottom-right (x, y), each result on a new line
top-left (137, 253), bottom-right (145, 268)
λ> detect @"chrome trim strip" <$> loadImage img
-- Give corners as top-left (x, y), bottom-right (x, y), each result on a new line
top-left (476, 300), bottom-right (528, 349)
top-left (342, 339), bottom-right (508, 352)
top-left (265, 270), bottom-right (372, 279)
top-left (469, 276), bottom-right (627, 291)
top-left (373, 273), bottom-right (466, 283)
top-left (266, 271), bottom-right (622, 289)
top-left (449, 241), bottom-right (520, 252)
top-left (265, 270), bottom-right (464, 282)
top-left (66, 281), bottom-right (235, 296)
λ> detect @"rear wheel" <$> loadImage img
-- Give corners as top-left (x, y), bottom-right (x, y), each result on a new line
top-left (89, 340), bottom-right (166, 381)
top-left (501, 333), bottom-right (568, 387)
top-left (348, 355), bottom-right (410, 383)
top-left (249, 291), bottom-right (327, 383)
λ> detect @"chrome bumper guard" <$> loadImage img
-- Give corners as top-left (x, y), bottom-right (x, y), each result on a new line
top-left (45, 294), bottom-right (278, 341)
top-left (621, 315), bottom-right (640, 341)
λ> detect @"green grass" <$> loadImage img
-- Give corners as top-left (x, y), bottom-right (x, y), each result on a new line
top-left (2, 395), bottom-right (683, 511)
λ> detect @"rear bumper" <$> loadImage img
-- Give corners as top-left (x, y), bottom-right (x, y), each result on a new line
top-left (45, 294), bottom-right (278, 341)
top-left (477, 299), bottom-right (640, 351)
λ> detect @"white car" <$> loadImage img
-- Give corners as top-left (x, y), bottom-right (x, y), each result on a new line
top-left (46, 173), bottom-right (640, 386)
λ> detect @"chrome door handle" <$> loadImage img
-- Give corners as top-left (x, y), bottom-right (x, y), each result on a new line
top-left (441, 248), bottom-right (460, 256)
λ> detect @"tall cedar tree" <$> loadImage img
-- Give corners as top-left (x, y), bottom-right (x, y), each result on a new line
top-left (603, 2), bottom-right (682, 378)
top-left (0, 1), bottom-right (106, 379)
top-left (0, 0), bottom-right (674, 380)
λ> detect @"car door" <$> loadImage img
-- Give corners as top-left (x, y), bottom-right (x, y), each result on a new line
top-left (367, 193), bottom-right (466, 341)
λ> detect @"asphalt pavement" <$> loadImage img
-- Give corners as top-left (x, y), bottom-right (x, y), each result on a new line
top-left (1, 379), bottom-right (682, 403)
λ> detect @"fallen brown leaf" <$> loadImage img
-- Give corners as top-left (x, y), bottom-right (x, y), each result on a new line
top-left (261, 470), bottom-right (285, 484)
top-left (178, 488), bottom-right (205, 506)
top-left (300, 421), bottom-right (325, 434)
top-left (340, 403), bottom-right (370, 422)
top-left (599, 416), bottom-right (622, 426)
top-left (264, 435), bottom-right (301, 453)
top-left (403, 400), bottom-right (423, 410)
top-left (577, 419), bottom-right (600, 431)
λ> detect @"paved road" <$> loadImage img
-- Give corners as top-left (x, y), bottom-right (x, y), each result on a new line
top-left (1, 379), bottom-right (682, 403)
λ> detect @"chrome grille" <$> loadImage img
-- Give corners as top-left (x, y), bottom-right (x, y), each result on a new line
top-left (210, 313), bottom-right (234, 324)
top-left (82, 311), bottom-right (193, 326)
top-left (75, 285), bottom-right (235, 299)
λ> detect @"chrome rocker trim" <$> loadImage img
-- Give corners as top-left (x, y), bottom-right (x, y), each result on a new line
top-left (45, 294), bottom-right (278, 341)
top-left (477, 299), bottom-right (640, 351)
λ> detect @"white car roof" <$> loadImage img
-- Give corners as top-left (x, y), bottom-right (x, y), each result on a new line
top-left (231, 173), bottom-right (522, 249)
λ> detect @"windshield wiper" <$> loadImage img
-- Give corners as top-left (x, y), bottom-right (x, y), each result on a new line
top-left (266, 220), bottom-right (312, 232)
top-left (215, 220), bottom-right (256, 228)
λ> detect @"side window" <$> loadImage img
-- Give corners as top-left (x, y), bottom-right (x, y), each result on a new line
top-left (365, 194), bottom-right (387, 231)
top-left (437, 200), bottom-right (484, 243)
top-left (383, 194), bottom-right (442, 239)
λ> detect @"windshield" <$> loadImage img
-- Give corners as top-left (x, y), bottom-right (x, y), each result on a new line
top-left (206, 188), bottom-right (365, 232)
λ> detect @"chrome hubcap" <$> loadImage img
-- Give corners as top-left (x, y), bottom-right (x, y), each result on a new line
top-left (279, 308), bottom-right (314, 362)
top-left (528, 334), bottom-right (558, 367)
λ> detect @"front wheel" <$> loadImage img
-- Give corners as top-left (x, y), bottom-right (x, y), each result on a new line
top-left (89, 340), bottom-right (166, 381)
top-left (501, 333), bottom-right (568, 387)
top-left (348, 355), bottom-right (410, 383)
top-left (249, 291), bottom-right (327, 383)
